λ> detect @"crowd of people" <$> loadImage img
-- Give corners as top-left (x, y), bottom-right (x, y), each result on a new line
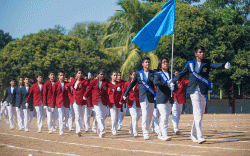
top-left (0, 45), bottom-right (231, 144)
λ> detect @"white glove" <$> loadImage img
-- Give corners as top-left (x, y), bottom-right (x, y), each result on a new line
top-left (123, 96), bottom-right (127, 100)
top-left (167, 79), bottom-right (172, 85)
top-left (117, 87), bottom-right (121, 91)
top-left (170, 83), bottom-right (175, 91)
top-left (225, 62), bottom-right (231, 69)
top-left (51, 108), bottom-right (55, 112)
top-left (44, 106), bottom-right (48, 110)
top-left (83, 96), bottom-right (87, 100)
top-left (25, 103), bottom-right (29, 109)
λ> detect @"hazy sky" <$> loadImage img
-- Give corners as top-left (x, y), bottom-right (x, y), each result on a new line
top-left (0, 0), bottom-right (206, 39)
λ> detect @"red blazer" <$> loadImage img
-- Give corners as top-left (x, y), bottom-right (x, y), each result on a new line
top-left (173, 77), bottom-right (189, 104)
top-left (52, 81), bottom-right (70, 108)
top-left (84, 79), bottom-right (112, 106)
top-left (43, 80), bottom-right (54, 107)
top-left (121, 80), bottom-right (140, 108)
top-left (66, 78), bottom-right (89, 105)
top-left (108, 81), bottom-right (124, 108)
top-left (26, 82), bottom-right (44, 106)
top-left (68, 86), bottom-right (74, 104)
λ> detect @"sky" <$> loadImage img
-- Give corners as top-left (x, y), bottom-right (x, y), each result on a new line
top-left (0, 0), bottom-right (122, 38)
top-left (0, 0), bottom-right (206, 39)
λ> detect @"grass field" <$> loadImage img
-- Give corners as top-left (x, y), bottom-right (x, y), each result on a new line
top-left (0, 114), bottom-right (249, 156)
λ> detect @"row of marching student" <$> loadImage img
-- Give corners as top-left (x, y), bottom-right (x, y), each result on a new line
top-left (1, 45), bottom-right (231, 144)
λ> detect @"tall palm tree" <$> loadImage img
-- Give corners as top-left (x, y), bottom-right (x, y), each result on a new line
top-left (102, 0), bottom-right (159, 79)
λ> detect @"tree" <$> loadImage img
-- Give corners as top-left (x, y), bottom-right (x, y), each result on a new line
top-left (0, 30), bottom-right (13, 49)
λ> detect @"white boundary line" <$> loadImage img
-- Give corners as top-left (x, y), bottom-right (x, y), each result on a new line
top-left (0, 132), bottom-right (199, 156)
top-left (0, 143), bottom-right (81, 156)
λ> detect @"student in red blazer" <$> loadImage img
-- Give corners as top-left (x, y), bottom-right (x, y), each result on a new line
top-left (26, 74), bottom-right (45, 133)
top-left (43, 71), bottom-right (57, 134)
top-left (172, 69), bottom-right (189, 135)
top-left (83, 69), bottom-right (113, 138)
top-left (116, 71), bottom-right (127, 131)
top-left (84, 74), bottom-right (93, 132)
top-left (67, 75), bottom-right (75, 131)
top-left (121, 70), bottom-right (141, 137)
top-left (65, 69), bottom-right (88, 137)
top-left (51, 71), bottom-right (70, 135)
top-left (108, 71), bottom-right (123, 135)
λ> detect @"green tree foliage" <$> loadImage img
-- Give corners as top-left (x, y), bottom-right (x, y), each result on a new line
top-left (0, 30), bottom-right (13, 49)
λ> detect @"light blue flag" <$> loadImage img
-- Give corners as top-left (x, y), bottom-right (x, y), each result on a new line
top-left (132, 0), bottom-right (175, 52)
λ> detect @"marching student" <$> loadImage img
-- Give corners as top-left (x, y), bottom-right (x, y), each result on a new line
top-left (26, 74), bottom-right (45, 133)
top-left (83, 69), bottom-right (113, 138)
top-left (172, 68), bottom-right (189, 135)
top-left (43, 71), bottom-right (57, 133)
top-left (153, 58), bottom-right (176, 141)
top-left (15, 77), bottom-right (25, 131)
top-left (67, 75), bottom-right (75, 131)
top-left (108, 71), bottom-right (123, 135)
top-left (2, 78), bottom-right (17, 130)
top-left (84, 72), bottom-right (93, 132)
top-left (172, 45), bottom-right (231, 144)
top-left (52, 71), bottom-right (70, 135)
top-left (123, 57), bottom-right (156, 140)
top-left (91, 74), bottom-right (98, 133)
top-left (116, 71), bottom-right (127, 131)
top-left (21, 76), bottom-right (34, 132)
top-left (66, 69), bottom-right (89, 137)
top-left (120, 70), bottom-right (141, 137)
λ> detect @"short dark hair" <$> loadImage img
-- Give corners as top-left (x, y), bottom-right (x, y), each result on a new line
top-left (58, 70), bottom-right (65, 75)
top-left (194, 45), bottom-right (205, 53)
top-left (173, 68), bottom-right (180, 73)
top-left (24, 76), bottom-right (29, 79)
top-left (94, 73), bottom-right (98, 78)
top-left (76, 68), bottom-right (83, 74)
top-left (97, 69), bottom-right (105, 75)
top-left (142, 57), bottom-right (150, 63)
top-left (48, 71), bottom-right (55, 75)
top-left (10, 78), bottom-right (16, 82)
top-left (19, 76), bottom-right (24, 80)
top-left (110, 71), bottom-right (117, 76)
top-left (116, 71), bottom-right (121, 74)
top-left (36, 73), bottom-right (43, 78)
top-left (70, 75), bottom-right (75, 78)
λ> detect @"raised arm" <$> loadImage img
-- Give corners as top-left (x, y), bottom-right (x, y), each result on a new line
top-left (172, 63), bottom-right (189, 83)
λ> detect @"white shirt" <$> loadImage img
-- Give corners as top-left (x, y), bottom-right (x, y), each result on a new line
top-left (74, 80), bottom-right (79, 89)
top-left (98, 81), bottom-right (102, 89)
top-left (144, 71), bottom-right (149, 79)
top-left (195, 62), bottom-right (201, 73)
top-left (60, 83), bottom-right (64, 91)
top-left (164, 72), bottom-right (170, 80)
top-left (51, 82), bottom-right (54, 86)
top-left (26, 86), bottom-right (29, 92)
top-left (11, 87), bottom-right (14, 94)
top-left (38, 84), bottom-right (42, 91)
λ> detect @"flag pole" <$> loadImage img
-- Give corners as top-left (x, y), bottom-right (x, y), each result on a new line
top-left (171, 34), bottom-right (174, 97)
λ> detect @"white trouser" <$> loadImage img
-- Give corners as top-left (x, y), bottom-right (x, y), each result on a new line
top-left (68, 104), bottom-right (75, 130)
top-left (23, 108), bottom-right (33, 131)
top-left (110, 105), bottom-right (120, 133)
top-left (172, 99), bottom-right (183, 132)
top-left (35, 104), bottom-right (46, 131)
top-left (151, 107), bottom-right (160, 134)
top-left (46, 107), bottom-right (54, 131)
top-left (93, 100), bottom-right (107, 134)
top-left (52, 107), bottom-right (58, 128)
top-left (105, 105), bottom-right (110, 119)
top-left (58, 106), bottom-right (70, 134)
top-left (118, 103), bottom-right (127, 128)
top-left (92, 108), bottom-right (97, 131)
top-left (0, 107), bottom-right (8, 121)
top-left (84, 106), bottom-right (93, 131)
top-left (190, 88), bottom-right (206, 139)
top-left (140, 98), bottom-right (154, 137)
top-left (129, 102), bottom-right (141, 135)
top-left (7, 105), bottom-right (17, 129)
top-left (16, 106), bottom-right (24, 130)
top-left (73, 102), bottom-right (86, 133)
top-left (157, 103), bottom-right (172, 137)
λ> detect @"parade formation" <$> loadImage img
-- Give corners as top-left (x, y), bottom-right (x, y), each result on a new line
top-left (1, 45), bottom-right (231, 144)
